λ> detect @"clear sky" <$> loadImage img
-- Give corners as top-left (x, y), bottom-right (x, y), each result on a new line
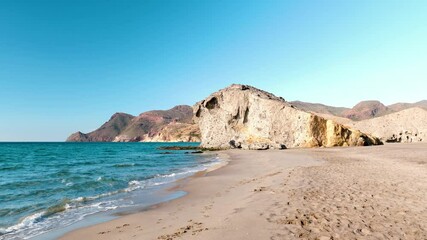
top-left (1, 0), bottom-right (426, 141)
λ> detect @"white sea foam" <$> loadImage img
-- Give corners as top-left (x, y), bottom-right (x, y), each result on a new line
top-left (0, 198), bottom-right (125, 240)
top-left (0, 211), bottom-right (44, 235)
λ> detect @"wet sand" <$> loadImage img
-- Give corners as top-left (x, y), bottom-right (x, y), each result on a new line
top-left (60, 143), bottom-right (427, 240)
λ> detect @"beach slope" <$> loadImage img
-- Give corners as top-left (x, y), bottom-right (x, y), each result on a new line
top-left (61, 143), bottom-right (427, 239)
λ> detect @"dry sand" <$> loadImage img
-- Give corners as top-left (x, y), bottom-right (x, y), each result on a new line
top-left (60, 143), bottom-right (427, 240)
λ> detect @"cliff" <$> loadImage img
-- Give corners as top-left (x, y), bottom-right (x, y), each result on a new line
top-left (349, 107), bottom-right (427, 143)
top-left (193, 84), bottom-right (382, 150)
top-left (66, 105), bottom-right (201, 142)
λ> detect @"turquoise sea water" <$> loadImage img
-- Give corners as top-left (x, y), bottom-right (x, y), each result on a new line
top-left (0, 142), bottom-right (219, 240)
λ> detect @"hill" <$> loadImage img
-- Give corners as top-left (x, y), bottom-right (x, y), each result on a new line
top-left (194, 84), bottom-right (381, 150)
top-left (341, 100), bottom-right (392, 120)
top-left (66, 105), bottom-right (200, 142)
top-left (388, 100), bottom-right (427, 112)
top-left (290, 101), bottom-right (349, 116)
top-left (349, 107), bottom-right (427, 143)
top-left (67, 113), bottom-right (135, 142)
top-left (293, 99), bottom-right (427, 121)
top-left (67, 89), bottom-right (426, 145)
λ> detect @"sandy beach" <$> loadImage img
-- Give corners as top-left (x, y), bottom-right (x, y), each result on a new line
top-left (60, 143), bottom-right (427, 240)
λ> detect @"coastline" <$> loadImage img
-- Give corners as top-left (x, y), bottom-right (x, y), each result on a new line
top-left (59, 148), bottom-right (321, 240)
top-left (59, 143), bottom-right (427, 240)
top-left (20, 150), bottom-right (225, 240)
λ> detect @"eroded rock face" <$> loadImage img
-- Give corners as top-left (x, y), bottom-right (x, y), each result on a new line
top-left (114, 123), bottom-right (200, 142)
top-left (193, 84), bottom-right (382, 150)
top-left (349, 107), bottom-right (427, 143)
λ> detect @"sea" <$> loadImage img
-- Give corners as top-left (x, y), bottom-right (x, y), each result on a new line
top-left (0, 142), bottom-right (221, 240)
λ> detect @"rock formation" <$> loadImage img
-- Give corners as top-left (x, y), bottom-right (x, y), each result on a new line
top-left (294, 99), bottom-right (427, 121)
top-left (138, 123), bottom-right (200, 142)
top-left (66, 105), bottom-right (201, 142)
top-left (295, 102), bottom-right (427, 144)
top-left (349, 107), bottom-right (427, 143)
top-left (193, 84), bottom-right (382, 150)
top-left (67, 85), bottom-right (426, 146)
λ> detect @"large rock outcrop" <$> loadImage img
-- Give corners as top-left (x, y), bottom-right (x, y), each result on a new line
top-left (66, 105), bottom-right (201, 142)
top-left (349, 107), bottom-right (427, 143)
top-left (193, 84), bottom-right (382, 150)
top-left (137, 123), bottom-right (201, 142)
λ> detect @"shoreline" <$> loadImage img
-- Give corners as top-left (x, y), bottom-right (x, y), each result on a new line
top-left (59, 148), bottom-right (322, 239)
top-left (59, 143), bottom-right (427, 239)
top-left (26, 151), bottom-right (228, 240)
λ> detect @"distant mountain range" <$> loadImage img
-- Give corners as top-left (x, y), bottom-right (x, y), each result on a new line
top-left (66, 105), bottom-right (200, 142)
top-left (290, 100), bottom-right (427, 121)
top-left (290, 100), bottom-right (427, 143)
top-left (67, 97), bottom-right (427, 144)
top-left (349, 107), bottom-right (427, 143)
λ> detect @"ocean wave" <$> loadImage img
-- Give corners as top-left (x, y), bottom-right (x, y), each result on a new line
top-left (0, 205), bottom-right (34, 218)
top-left (0, 165), bottom-right (24, 171)
top-left (70, 160), bottom-right (220, 202)
top-left (113, 163), bottom-right (136, 168)
top-left (0, 179), bottom-right (47, 189)
top-left (0, 198), bottom-right (120, 239)
top-left (53, 169), bottom-right (70, 177)
top-left (0, 211), bottom-right (44, 236)
top-left (43, 199), bottom-right (71, 218)
top-left (73, 189), bottom-right (122, 202)
top-left (0, 152), bottom-right (223, 240)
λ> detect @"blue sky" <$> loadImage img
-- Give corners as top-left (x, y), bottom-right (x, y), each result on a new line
top-left (1, 0), bottom-right (426, 141)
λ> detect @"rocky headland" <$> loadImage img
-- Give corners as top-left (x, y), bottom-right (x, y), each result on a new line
top-left (193, 84), bottom-right (382, 150)
top-left (67, 84), bottom-right (427, 147)
top-left (66, 105), bottom-right (201, 142)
